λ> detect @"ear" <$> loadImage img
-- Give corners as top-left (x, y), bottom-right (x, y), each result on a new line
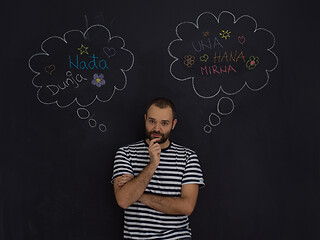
top-left (172, 119), bottom-right (177, 130)
top-left (144, 114), bottom-right (147, 121)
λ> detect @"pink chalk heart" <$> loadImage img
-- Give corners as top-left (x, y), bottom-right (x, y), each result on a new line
top-left (45, 64), bottom-right (56, 75)
top-left (103, 47), bottom-right (116, 58)
top-left (238, 36), bottom-right (246, 45)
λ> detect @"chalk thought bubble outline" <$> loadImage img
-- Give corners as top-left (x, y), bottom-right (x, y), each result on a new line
top-left (28, 24), bottom-right (135, 108)
top-left (168, 11), bottom-right (279, 99)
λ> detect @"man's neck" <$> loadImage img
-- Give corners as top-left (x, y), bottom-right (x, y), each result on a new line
top-left (146, 139), bottom-right (170, 149)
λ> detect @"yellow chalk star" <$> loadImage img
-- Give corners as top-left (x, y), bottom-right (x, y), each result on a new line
top-left (220, 30), bottom-right (231, 40)
top-left (78, 44), bottom-right (89, 55)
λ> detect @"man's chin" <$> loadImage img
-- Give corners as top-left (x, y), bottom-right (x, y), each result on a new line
top-left (155, 138), bottom-right (166, 144)
top-left (148, 136), bottom-right (166, 144)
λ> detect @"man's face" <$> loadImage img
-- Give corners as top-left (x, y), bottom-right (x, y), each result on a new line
top-left (145, 105), bottom-right (177, 144)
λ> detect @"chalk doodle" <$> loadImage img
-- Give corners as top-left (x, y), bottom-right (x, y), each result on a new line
top-left (246, 56), bottom-right (260, 70)
top-left (29, 24), bottom-right (134, 132)
top-left (44, 64), bottom-right (56, 75)
top-left (200, 54), bottom-right (209, 62)
top-left (76, 107), bottom-right (107, 132)
top-left (204, 113), bottom-right (221, 133)
top-left (91, 73), bottom-right (106, 87)
top-left (220, 30), bottom-right (231, 40)
top-left (238, 36), bottom-right (246, 45)
top-left (202, 31), bottom-right (210, 37)
top-left (103, 47), bottom-right (117, 58)
top-left (78, 44), bottom-right (89, 55)
top-left (168, 11), bottom-right (278, 133)
top-left (184, 55), bottom-right (195, 67)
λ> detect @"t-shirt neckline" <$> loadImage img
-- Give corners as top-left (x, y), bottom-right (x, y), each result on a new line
top-left (143, 139), bottom-right (172, 152)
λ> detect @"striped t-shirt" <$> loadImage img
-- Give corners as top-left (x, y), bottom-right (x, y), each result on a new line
top-left (112, 140), bottom-right (205, 240)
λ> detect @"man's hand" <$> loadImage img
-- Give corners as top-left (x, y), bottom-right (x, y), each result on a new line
top-left (116, 174), bottom-right (134, 188)
top-left (148, 138), bottom-right (161, 167)
top-left (139, 184), bottom-right (199, 216)
top-left (113, 138), bottom-right (162, 209)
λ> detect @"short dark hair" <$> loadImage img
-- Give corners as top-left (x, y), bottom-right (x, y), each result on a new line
top-left (145, 97), bottom-right (177, 120)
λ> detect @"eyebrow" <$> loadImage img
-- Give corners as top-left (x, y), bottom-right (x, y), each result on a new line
top-left (147, 117), bottom-right (170, 122)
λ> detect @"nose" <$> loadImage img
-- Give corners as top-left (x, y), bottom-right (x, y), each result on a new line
top-left (154, 123), bottom-right (161, 131)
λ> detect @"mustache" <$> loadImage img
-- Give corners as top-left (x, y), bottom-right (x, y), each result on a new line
top-left (150, 131), bottom-right (163, 136)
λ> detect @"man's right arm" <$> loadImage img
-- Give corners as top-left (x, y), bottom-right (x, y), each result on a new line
top-left (113, 138), bottom-right (161, 209)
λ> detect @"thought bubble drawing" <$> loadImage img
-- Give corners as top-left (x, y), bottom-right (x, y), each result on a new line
top-left (168, 11), bottom-right (278, 133)
top-left (29, 25), bottom-right (134, 132)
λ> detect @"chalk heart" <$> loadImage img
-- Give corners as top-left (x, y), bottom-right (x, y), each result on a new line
top-left (103, 47), bottom-right (116, 58)
top-left (238, 36), bottom-right (246, 45)
top-left (45, 64), bottom-right (56, 75)
top-left (200, 54), bottom-right (209, 62)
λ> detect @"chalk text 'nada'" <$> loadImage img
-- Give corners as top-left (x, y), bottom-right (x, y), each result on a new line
top-left (69, 54), bottom-right (109, 70)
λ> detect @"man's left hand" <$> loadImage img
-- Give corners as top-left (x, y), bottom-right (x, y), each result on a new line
top-left (116, 174), bottom-right (134, 188)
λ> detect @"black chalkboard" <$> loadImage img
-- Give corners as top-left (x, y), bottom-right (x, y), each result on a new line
top-left (2, 0), bottom-right (320, 239)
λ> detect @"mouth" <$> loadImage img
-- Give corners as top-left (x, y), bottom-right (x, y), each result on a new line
top-left (151, 132), bottom-right (163, 138)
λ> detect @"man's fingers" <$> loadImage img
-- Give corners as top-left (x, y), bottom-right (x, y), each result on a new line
top-left (149, 138), bottom-right (161, 151)
top-left (116, 174), bottom-right (134, 187)
top-left (149, 143), bottom-right (161, 150)
top-left (120, 175), bottom-right (134, 181)
top-left (150, 137), bottom-right (161, 146)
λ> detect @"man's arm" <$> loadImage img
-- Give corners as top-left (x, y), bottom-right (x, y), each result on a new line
top-left (138, 184), bottom-right (199, 216)
top-left (113, 138), bottom-right (161, 209)
top-left (113, 164), bottom-right (156, 209)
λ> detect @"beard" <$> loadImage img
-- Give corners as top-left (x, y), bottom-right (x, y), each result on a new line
top-left (146, 130), bottom-right (171, 144)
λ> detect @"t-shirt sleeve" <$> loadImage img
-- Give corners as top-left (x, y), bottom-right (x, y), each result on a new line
top-left (182, 150), bottom-right (205, 188)
top-left (111, 147), bottom-right (134, 184)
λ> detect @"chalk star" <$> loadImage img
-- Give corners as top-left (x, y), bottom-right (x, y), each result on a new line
top-left (220, 30), bottom-right (231, 40)
top-left (78, 44), bottom-right (89, 55)
top-left (203, 31), bottom-right (210, 37)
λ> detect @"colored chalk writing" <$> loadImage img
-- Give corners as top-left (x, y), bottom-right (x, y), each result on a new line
top-left (29, 24), bottom-right (134, 132)
top-left (168, 11), bottom-right (278, 133)
top-left (29, 25), bottom-right (134, 108)
top-left (168, 11), bottom-right (278, 99)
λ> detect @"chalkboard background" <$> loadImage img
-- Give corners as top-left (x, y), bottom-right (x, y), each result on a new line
top-left (2, 0), bottom-right (320, 239)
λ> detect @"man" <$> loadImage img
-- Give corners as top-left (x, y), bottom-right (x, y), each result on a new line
top-left (112, 97), bottom-right (204, 240)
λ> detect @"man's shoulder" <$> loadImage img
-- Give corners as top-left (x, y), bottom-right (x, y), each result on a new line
top-left (170, 141), bottom-right (196, 154)
top-left (118, 140), bottom-right (147, 151)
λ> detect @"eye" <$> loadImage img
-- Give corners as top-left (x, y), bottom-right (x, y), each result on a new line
top-left (149, 119), bottom-right (155, 124)
top-left (162, 121), bottom-right (169, 126)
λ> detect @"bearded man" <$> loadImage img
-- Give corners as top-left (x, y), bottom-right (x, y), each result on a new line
top-left (112, 97), bottom-right (205, 240)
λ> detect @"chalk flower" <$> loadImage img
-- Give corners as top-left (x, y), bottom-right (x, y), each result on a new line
top-left (246, 56), bottom-right (260, 70)
top-left (92, 73), bottom-right (106, 87)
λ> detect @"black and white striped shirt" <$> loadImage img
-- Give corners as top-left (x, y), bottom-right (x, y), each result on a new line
top-left (112, 140), bottom-right (205, 240)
